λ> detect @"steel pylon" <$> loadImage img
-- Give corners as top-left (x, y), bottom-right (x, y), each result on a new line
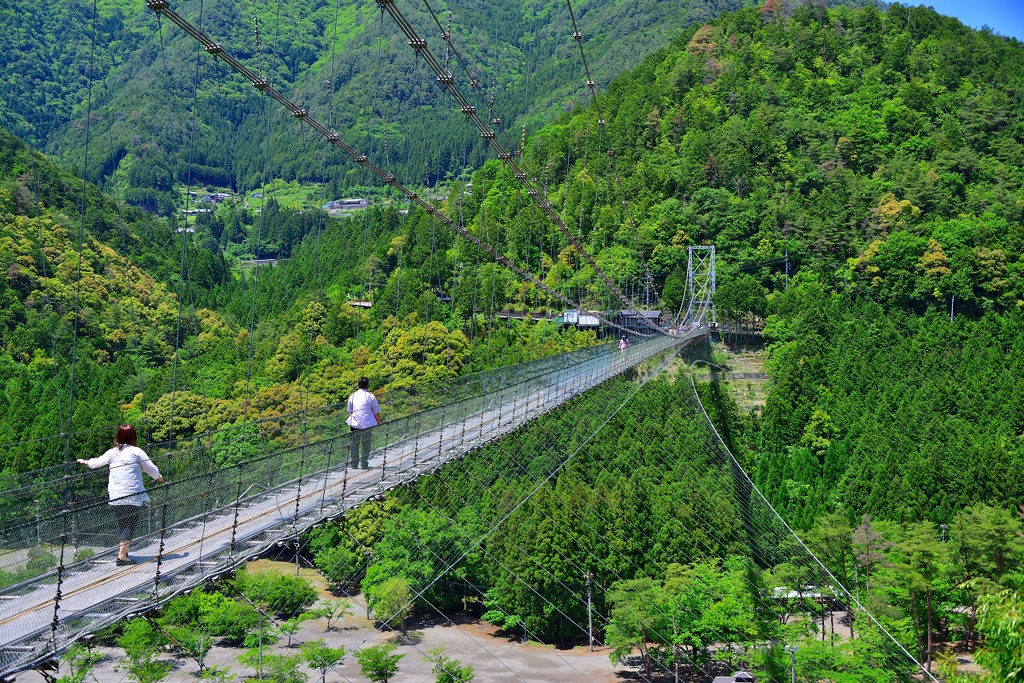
top-left (676, 245), bottom-right (716, 328)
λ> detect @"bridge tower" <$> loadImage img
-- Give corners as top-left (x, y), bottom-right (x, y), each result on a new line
top-left (681, 245), bottom-right (716, 328)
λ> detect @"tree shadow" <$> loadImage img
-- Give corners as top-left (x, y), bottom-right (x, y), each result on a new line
top-left (384, 630), bottom-right (423, 646)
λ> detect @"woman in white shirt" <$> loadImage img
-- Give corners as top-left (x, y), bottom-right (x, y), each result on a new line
top-left (77, 425), bottom-right (163, 566)
top-left (346, 377), bottom-right (381, 469)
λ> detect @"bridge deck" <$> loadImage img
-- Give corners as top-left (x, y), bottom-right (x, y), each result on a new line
top-left (0, 333), bottom-right (698, 675)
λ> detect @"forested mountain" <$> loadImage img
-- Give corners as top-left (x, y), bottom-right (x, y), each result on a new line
top-left (308, 5), bottom-right (1023, 675)
top-left (3, 0), bottom-right (1024, 678)
top-left (5, 0), bottom-right (1024, 511)
top-left (484, 0), bottom-right (1024, 523)
top-left (0, 0), bottom-right (756, 210)
top-left (0, 126), bottom-right (597, 470)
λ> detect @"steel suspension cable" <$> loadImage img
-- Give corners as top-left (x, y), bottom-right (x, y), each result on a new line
top-left (239, 0), bottom-right (277, 429)
top-left (455, 360), bottom-right (923, 677)
top-left (294, 344), bottom-right (806, 679)
top-left (349, 346), bottom-right (683, 677)
top-left (336, 497), bottom-right (601, 683)
top-left (562, 0), bottom-right (652, 289)
top-left (485, 383), bottom-right (832, 659)
top-left (142, 0), bottom-right (646, 335)
top-left (372, 367), bottom-right (705, 681)
top-left (154, 0), bottom-right (210, 594)
top-left (54, 0), bottom-right (100, 652)
top-left (688, 361), bottom-right (940, 681)
top-left (192, 350), bottom-right (651, 679)
top-left (103, 87), bottom-right (149, 435)
top-left (28, 143), bottom-right (69, 463)
top-left (309, 352), bottom-right (638, 679)
top-left (307, 0), bottom-right (346, 531)
top-left (373, 0), bottom-right (659, 332)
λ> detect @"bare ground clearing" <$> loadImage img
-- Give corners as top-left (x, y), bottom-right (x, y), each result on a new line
top-left (20, 560), bottom-right (628, 682)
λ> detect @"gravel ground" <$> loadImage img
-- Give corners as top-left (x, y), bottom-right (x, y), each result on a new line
top-left (28, 561), bottom-right (629, 683)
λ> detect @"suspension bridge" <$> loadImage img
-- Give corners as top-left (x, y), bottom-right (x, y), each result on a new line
top-left (0, 328), bottom-right (940, 683)
top-left (0, 0), bottom-right (943, 678)
top-left (0, 331), bottom-right (702, 677)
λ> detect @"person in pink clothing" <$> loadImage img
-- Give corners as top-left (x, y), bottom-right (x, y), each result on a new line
top-left (77, 424), bottom-right (163, 566)
top-left (618, 336), bottom-right (630, 350)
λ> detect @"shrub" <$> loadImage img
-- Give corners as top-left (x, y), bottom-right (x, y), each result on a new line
top-left (234, 569), bottom-right (318, 619)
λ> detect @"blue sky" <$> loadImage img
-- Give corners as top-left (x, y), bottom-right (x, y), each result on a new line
top-left (920, 0), bottom-right (1024, 41)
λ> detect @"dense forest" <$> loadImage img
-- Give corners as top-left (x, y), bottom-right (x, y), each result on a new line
top-left (0, 125), bottom-right (599, 470)
top-left (0, 0), bottom-right (757, 209)
top-left (298, 364), bottom-right (1023, 679)
top-left (10, 0), bottom-right (1023, 497)
top-left (2, 0), bottom-right (1024, 679)
top-left (58, 360), bottom-right (1017, 682)
top-left (485, 0), bottom-right (1024, 522)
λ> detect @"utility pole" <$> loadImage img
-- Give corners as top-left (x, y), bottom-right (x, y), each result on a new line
top-left (585, 571), bottom-right (594, 652)
top-left (786, 644), bottom-right (798, 683)
top-left (785, 250), bottom-right (789, 290)
top-left (258, 610), bottom-right (265, 680)
top-left (950, 295), bottom-right (955, 322)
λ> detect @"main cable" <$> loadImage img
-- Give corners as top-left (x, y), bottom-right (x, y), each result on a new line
top-left (374, 0), bottom-right (660, 332)
top-left (143, 0), bottom-right (644, 337)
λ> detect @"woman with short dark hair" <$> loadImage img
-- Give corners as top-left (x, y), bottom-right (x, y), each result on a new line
top-left (77, 425), bottom-right (163, 566)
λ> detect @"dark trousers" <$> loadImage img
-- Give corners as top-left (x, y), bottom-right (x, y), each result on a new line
top-left (112, 504), bottom-right (141, 542)
top-left (349, 426), bottom-right (373, 469)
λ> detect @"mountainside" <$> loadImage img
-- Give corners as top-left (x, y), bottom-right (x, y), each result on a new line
top-left (0, 126), bottom-right (233, 465)
top-left (0, 123), bottom-right (600, 472)
top-left (0, 0), bottom-right (755, 208)
top-left (5, 0), bottom-right (1024, 513)
top-left (3, 3), bottom-right (1024, 678)
top-left (485, 1), bottom-right (1024, 523)
top-left (329, 6), bottom-right (1024, 675)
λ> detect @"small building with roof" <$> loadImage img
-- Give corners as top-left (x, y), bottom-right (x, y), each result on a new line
top-left (322, 198), bottom-right (368, 215)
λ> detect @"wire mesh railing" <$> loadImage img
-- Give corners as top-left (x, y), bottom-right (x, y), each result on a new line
top-left (0, 341), bottom-right (628, 540)
top-left (0, 340), bottom-right (613, 514)
top-left (0, 330), bottom-right (700, 676)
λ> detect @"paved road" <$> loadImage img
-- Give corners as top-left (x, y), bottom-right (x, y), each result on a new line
top-left (0, 333), bottom-right (697, 675)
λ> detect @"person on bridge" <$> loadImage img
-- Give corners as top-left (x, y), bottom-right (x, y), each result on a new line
top-left (76, 424), bottom-right (163, 566)
top-left (346, 377), bottom-right (381, 470)
top-left (619, 336), bottom-right (630, 350)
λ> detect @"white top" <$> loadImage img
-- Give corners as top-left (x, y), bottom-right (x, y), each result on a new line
top-left (82, 445), bottom-right (162, 506)
top-left (346, 388), bottom-right (381, 430)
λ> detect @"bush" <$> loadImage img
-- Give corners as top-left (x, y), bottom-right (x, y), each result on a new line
top-left (162, 588), bottom-right (233, 627)
top-left (118, 618), bottom-right (165, 660)
top-left (234, 569), bottom-right (318, 619)
top-left (314, 544), bottom-right (361, 588)
top-left (25, 552), bottom-right (57, 573)
top-left (208, 600), bottom-right (261, 645)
